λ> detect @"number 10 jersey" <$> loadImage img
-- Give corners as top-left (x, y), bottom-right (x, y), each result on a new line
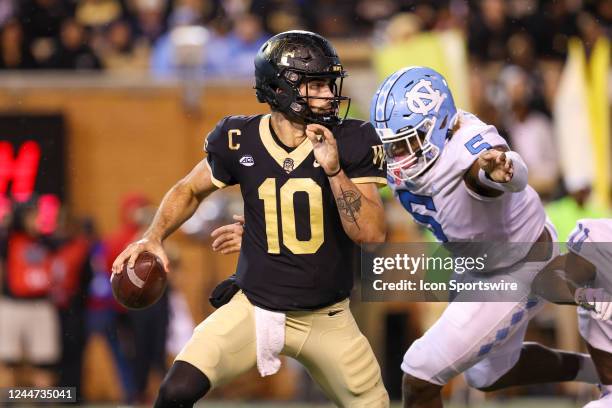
top-left (204, 114), bottom-right (386, 311)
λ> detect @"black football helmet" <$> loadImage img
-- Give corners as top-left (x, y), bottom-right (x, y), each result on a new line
top-left (254, 30), bottom-right (350, 126)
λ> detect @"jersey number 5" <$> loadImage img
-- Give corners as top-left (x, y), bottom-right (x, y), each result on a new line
top-left (258, 178), bottom-right (324, 254)
top-left (398, 191), bottom-right (448, 242)
top-left (465, 134), bottom-right (492, 155)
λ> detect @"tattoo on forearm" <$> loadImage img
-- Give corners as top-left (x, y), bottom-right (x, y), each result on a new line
top-left (336, 186), bottom-right (362, 228)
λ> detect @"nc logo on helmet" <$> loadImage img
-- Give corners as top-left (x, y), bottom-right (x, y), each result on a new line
top-left (404, 79), bottom-right (447, 115)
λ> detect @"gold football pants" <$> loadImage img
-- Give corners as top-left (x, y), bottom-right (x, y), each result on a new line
top-left (176, 291), bottom-right (389, 407)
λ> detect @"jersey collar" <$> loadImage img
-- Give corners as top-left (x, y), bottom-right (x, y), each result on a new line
top-left (259, 114), bottom-right (313, 173)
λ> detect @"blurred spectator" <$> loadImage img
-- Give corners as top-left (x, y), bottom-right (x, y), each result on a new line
top-left (0, 19), bottom-right (37, 69)
top-left (100, 19), bottom-right (149, 71)
top-left (408, 1), bottom-right (440, 31)
top-left (383, 12), bottom-right (422, 45)
top-left (0, 0), bottom-right (15, 27)
top-left (577, 8), bottom-right (608, 52)
top-left (19, 0), bottom-right (74, 38)
top-left (521, 0), bottom-right (578, 60)
top-left (47, 18), bottom-right (103, 70)
top-left (127, 272), bottom-right (169, 403)
top-left (506, 31), bottom-right (537, 71)
top-left (165, 246), bottom-right (194, 359)
top-left (104, 193), bottom-right (169, 403)
top-left (355, 0), bottom-right (400, 32)
top-left (151, 7), bottom-right (267, 79)
top-left (75, 0), bottom-right (123, 30)
top-left (205, 12), bottom-right (268, 77)
top-left (468, 0), bottom-right (512, 62)
top-left (0, 200), bottom-right (59, 388)
top-left (127, 0), bottom-right (169, 45)
top-left (249, 0), bottom-right (304, 34)
top-left (106, 193), bottom-right (151, 269)
top-left (51, 210), bottom-right (93, 402)
top-left (86, 238), bottom-right (136, 403)
top-left (150, 4), bottom-right (207, 78)
top-left (19, 0), bottom-right (75, 66)
top-left (497, 65), bottom-right (559, 197)
top-left (300, 0), bottom-right (357, 38)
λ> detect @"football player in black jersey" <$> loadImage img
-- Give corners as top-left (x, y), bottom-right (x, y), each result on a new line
top-left (112, 30), bottom-right (389, 407)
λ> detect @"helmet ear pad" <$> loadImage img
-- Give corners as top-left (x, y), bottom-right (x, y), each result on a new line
top-left (258, 70), bottom-right (309, 123)
top-left (273, 73), bottom-right (303, 113)
top-left (254, 59), bottom-right (302, 112)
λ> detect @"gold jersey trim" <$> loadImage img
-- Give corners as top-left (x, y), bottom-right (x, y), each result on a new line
top-left (259, 114), bottom-right (313, 172)
top-left (204, 158), bottom-right (227, 189)
top-left (351, 176), bottom-right (388, 186)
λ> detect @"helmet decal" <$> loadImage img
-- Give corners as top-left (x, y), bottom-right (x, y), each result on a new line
top-left (404, 79), bottom-right (447, 115)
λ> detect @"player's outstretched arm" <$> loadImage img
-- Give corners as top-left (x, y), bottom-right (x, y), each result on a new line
top-left (112, 159), bottom-right (217, 274)
top-left (305, 124), bottom-right (386, 244)
top-left (464, 146), bottom-right (528, 197)
top-left (532, 253), bottom-right (584, 304)
top-left (533, 252), bottom-right (612, 320)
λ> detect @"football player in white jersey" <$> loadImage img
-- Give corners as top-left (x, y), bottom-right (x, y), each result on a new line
top-left (535, 219), bottom-right (612, 408)
top-left (211, 66), bottom-right (602, 406)
top-left (370, 66), bottom-right (600, 407)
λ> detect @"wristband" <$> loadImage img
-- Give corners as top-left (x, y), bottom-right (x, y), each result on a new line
top-left (477, 151), bottom-right (528, 193)
top-left (326, 166), bottom-right (342, 177)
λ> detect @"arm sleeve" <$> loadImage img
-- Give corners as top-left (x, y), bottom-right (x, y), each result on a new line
top-left (340, 121), bottom-right (387, 187)
top-left (204, 117), bottom-right (237, 188)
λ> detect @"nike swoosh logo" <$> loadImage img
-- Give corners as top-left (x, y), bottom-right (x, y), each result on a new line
top-left (328, 310), bottom-right (342, 316)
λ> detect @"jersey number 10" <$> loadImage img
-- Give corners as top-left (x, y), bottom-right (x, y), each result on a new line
top-left (258, 178), bottom-right (324, 254)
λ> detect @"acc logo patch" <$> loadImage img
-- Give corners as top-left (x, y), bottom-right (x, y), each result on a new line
top-left (239, 155), bottom-right (255, 166)
top-left (404, 79), bottom-right (446, 115)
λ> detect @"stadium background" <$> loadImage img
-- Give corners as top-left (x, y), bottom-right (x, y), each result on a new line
top-left (0, 0), bottom-right (609, 406)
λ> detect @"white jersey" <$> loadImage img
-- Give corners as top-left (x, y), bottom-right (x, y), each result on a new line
top-left (390, 110), bottom-right (546, 268)
top-left (567, 219), bottom-right (612, 351)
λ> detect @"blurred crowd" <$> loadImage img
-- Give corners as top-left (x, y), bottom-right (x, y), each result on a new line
top-left (0, 194), bottom-right (194, 404)
top-left (0, 1), bottom-right (607, 76)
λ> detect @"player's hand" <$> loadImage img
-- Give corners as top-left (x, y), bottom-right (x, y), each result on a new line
top-left (478, 149), bottom-right (513, 183)
top-left (305, 124), bottom-right (340, 176)
top-left (112, 236), bottom-right (170, 275)
top-left (211, 214), bottom-right (244, 254)
top-left (575, 287), bottom-right (612, 321)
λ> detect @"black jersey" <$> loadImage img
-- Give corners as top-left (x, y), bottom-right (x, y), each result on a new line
top-left (204, 114), bottom-right (386, 311)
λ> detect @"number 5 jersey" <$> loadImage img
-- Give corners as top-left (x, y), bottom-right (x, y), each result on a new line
top-left (389, 110), bottom-right (546, 269)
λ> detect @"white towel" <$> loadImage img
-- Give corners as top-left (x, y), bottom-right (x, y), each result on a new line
top-left (254, 306), bottom-right (286, 377)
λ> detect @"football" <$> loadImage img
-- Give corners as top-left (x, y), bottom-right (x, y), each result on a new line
top-left (111, 252), bottom-right (167, 309)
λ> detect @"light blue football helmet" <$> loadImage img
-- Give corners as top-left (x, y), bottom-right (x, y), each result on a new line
top-left (370, 66), bottom-right (457, 181)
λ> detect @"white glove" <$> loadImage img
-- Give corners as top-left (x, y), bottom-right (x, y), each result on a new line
top-left (575, 287), bottom-right (612, 321)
